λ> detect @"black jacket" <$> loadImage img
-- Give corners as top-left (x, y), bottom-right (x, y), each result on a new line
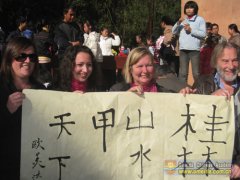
top-left (54, 22), bottom-right (83, 57)
top-left (0, 77), bottom-right (45, 179)
top-left (6, 28), bottom-right (23, 43)
top-left (109, 81), bottom-right (173, 92)
top-left (193, 74), bottom-right (240, 166)
top-left (34, 30), bottom-right (56, 57)
top-left (193, 74), bottom-right (240, 95)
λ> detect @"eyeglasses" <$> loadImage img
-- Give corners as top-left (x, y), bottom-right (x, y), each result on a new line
top-left (15, 53), bottom-right (38, 63)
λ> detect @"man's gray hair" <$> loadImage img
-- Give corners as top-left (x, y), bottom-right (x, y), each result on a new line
top-left (210, 41), bottom-right (240, 68)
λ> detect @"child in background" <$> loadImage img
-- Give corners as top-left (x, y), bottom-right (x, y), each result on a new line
top-left (146, 35), bottom-right (159, 64)
top-left (118, 45), bottom-right (128, 57)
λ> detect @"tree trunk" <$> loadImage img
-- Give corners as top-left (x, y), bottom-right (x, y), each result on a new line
top-left (147, 0), bottom-right (155, 36)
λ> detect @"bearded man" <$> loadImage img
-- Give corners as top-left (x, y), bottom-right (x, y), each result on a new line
top-left (180, 41), bottom-right (240, 179)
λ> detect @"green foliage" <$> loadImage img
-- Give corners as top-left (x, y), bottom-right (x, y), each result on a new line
top-left (0, 0), bottom-right (180, 48)
top-left (73, 0), bottom-right (180, 47)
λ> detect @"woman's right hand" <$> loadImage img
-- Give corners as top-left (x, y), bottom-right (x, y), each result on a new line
top-left (7, 92), bottom-right (25, 113)
top-left (128, 86), bottom-right (143, 95)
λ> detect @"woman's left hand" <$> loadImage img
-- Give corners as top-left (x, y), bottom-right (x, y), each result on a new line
top-left (128, 86), bottom-right (143, 95)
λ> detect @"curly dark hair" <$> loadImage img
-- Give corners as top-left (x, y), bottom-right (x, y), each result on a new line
top-left (57, 45), bottom-right (96, 92)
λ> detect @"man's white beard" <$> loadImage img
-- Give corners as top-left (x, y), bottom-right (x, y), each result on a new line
top-left (217, 66), bottom-right (239, 82)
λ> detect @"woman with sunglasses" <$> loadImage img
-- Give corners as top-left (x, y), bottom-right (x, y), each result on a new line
top-left (55, 45), bottom-right (96, 93)
top-left (0, 37), bottom-right (45, 179)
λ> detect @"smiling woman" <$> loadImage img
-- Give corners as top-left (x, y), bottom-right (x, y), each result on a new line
top-left (55, 45), bottom-right (97, 93)
top-left (0, 36), bottom-right (46, 179)
top-left (110, 47), bottom-right (172, 94)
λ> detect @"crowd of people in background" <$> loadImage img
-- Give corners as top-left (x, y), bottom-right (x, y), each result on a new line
top-left (0, 0), bottom-right (240, 179)
top-left (0, 4), bottom-right (238, 89)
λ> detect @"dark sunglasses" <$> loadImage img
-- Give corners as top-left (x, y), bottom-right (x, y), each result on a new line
top-left (15, 53), bottom-right (38, 63)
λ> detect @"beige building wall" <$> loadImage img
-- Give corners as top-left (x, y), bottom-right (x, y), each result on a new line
top-left (181, 0), bottom-right (240, 85)
top-left (182, 0), bottom-right (240, 39)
